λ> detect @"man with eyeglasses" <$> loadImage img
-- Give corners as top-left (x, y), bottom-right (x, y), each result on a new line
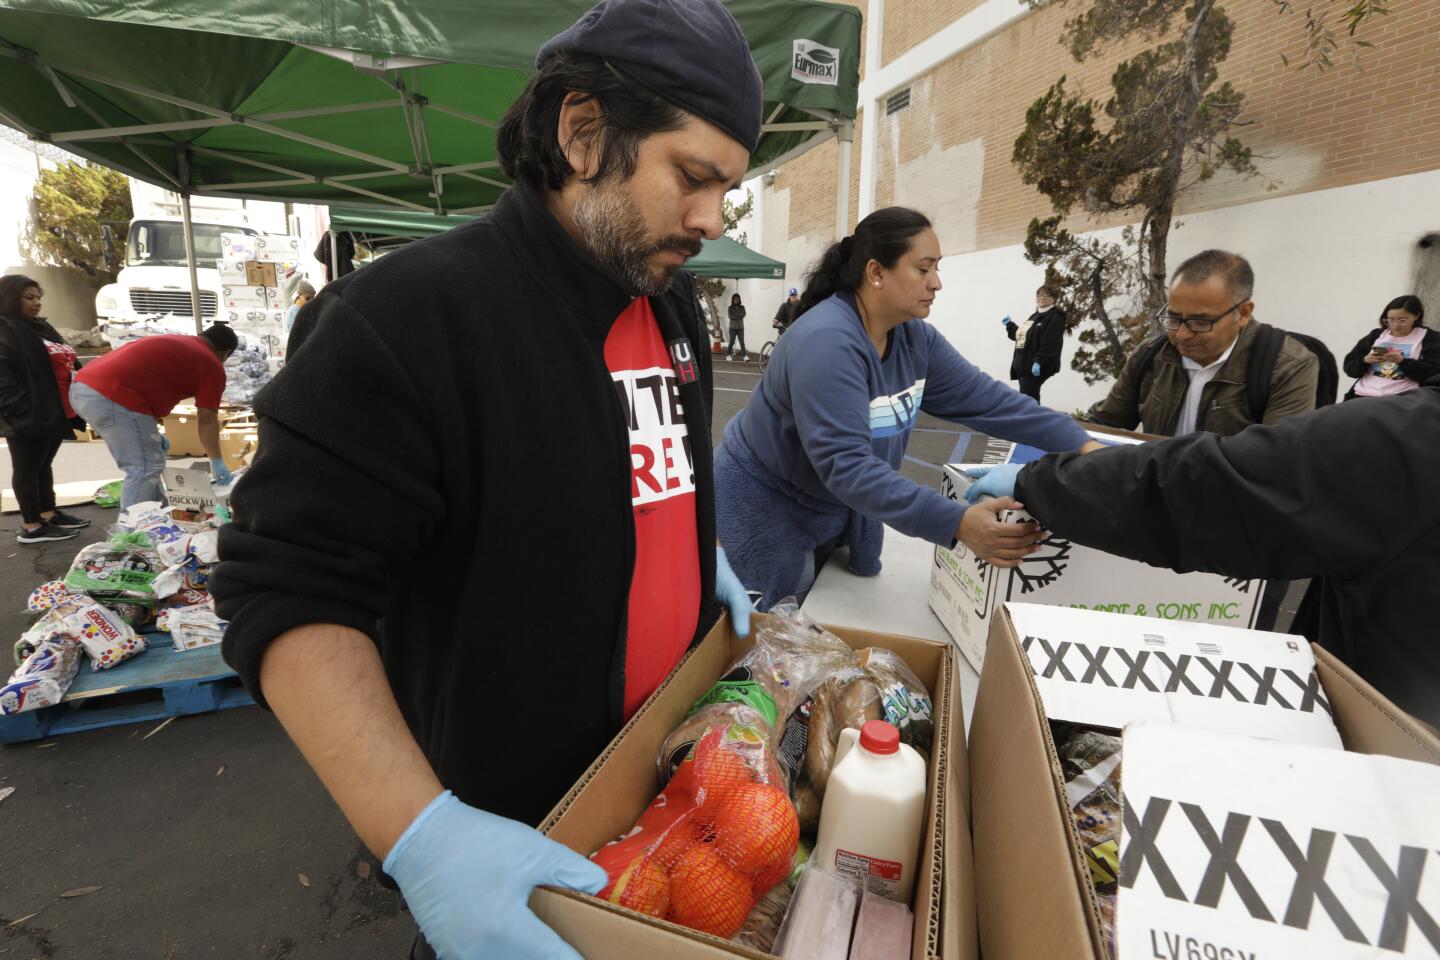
top-left (1084, 249), bottom-right (1318, 437)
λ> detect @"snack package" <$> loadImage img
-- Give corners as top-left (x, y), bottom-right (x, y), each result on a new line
top-left (158, 603), bottom-right (227, 651)
top-left (43, 595), bottom-right (147, 670)
top-left (772, 867), bottom-right (859, 960)
top-left (26, 579), bottom-right (77, 613)
top-left (0, 637), bottom-right (81, 715)
top-left (848, 889), bottom-right (914, 960)
top-left (64, 535), bottom-right (160, 607)
top-left (593, 724), bottom-right (800, 939)
top-left (856, 647), bottom-right (934, 757)
top-left (1053, 723), bottom-right (1122, 960)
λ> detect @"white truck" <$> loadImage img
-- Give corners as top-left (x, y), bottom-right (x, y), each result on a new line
top-left (94, 183), bottom-right (316, 348)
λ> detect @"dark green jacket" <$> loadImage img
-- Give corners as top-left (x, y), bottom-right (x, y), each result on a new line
top-left (1085, 321), bottom-right (1318, 437)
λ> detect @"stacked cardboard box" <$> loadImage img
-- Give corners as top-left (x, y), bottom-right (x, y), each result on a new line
top-left (217, 233), bottom-right (302, 358)
top-left (969, 603), bottom-right (1440, 960)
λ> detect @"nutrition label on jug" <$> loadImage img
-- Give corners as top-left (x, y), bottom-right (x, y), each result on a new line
top-left (833, 848), bottom-right (903, 898)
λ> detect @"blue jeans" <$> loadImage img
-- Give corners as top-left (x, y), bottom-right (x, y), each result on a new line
top-left (70, 382), bottom-right (166, 512)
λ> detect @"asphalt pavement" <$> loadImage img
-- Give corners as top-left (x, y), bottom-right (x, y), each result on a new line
top-left (0, 356), bottom-right (1302, 958)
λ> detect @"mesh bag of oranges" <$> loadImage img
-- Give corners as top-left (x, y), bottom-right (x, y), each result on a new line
top-left (592, 603), bottom-right (857, 939)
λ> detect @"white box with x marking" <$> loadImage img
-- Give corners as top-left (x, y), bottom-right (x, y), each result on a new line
top-left (1007, 603), bottom-right (1341, 749)
top-left (928, 460), bottom-right (1265, 675)
top-left (1117, 721), bottom-right (1440, 958)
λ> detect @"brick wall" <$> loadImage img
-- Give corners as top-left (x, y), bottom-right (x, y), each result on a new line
top-left (776, 0), bottom-right (1440, 258)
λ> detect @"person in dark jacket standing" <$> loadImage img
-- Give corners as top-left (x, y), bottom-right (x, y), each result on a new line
top-left (210, 3), bottom-right (760, 959)
top-left (1342, 294), bottom-right (1438, 399)
top-left (0, 275), bottom-right (90, 544)
top-left (1002, 284), bottom-right (1066, 402)
top-left (963, 383), bottom-right (1440, 730)
top-left (727, 292), bottom-right (748, 359)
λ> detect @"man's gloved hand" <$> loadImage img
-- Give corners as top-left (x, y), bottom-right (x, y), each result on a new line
top-left (1000, 314), bottom-right (1012, 327)
top-left (963, 464), bottom-right (1023, 504)
top-left (210, 459), bottom-right (234, 487)
top-left (160, 434), bottom-right (170, 454)
top-left (715, 546), bottom-right (752, 638)
top-left (1031, 361), bottom-right (1041, 376)
top-left (384, 790), bottom-right (607, 960)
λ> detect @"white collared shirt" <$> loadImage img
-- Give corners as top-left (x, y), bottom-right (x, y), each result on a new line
top-left (1176, 338), bottom-right (1238, 435)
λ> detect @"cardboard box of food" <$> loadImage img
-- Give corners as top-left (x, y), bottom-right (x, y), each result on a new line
top-left (928, 433), bottom-right (1264, 674)
top-left (162, 464), bottom-right (237, 517)
top-left (222, 284), bottom-right (271, 309)
top-left (534, 613), bottom-right (974, 960)
top-left (251, 235), bottom-right (300, 263)
top-left (1117, 721), bottom-right (1440, 959)
top-left (968, 603), bottom-right (1440, 960)
top-left (217, 261), bottom-right (248, 287)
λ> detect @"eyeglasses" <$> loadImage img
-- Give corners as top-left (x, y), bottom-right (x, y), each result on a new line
top-left (1155, 299), bottom-right (1248, 333)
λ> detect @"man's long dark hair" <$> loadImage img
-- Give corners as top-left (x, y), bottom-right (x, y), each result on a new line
top-left (497, 52), bottom-right (687, 191)
top-left (0, 274), bottom-right (41, 320)
top-left (797, 208), bottom-right (932, 317)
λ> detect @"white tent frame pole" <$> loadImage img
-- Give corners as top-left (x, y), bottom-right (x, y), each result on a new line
top-left (41, 65), bottom-right (184, 189)
top-left (52, 101), bottom-right (398, 143)
top-left (834, 119), bottom-right (854, 241)
top-left (180, 192), bottom-right (204, 334)
top-left (328, 228), bottom-right (339, 282)
top-left (758, 120), bottom-right (832, 133)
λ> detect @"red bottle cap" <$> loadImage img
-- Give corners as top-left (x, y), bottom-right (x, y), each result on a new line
top-left (860, 719), bottom-right (900, 755)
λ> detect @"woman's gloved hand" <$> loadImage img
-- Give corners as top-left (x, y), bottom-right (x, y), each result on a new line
top-left (384, 790), bottom-right (608, 960)
top-left (715, 546), bottom-right (753, 638)
top-left (1031, 361), bottom-right (1041, 376)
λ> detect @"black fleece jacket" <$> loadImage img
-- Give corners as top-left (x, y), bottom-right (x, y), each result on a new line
top-left (1015, 383), bottom-right (1440, 728)
top-left (1005, 307), bottom-right (1065, 381)
top-left (213, 183), bottom-right (718, 826)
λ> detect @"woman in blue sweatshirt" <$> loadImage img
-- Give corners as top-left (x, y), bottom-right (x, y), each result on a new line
top-left (716, 207), bottom-right (1100, 608)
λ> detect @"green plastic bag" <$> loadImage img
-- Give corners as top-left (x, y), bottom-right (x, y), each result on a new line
top-left (93, 480), bottom-right (122, 509)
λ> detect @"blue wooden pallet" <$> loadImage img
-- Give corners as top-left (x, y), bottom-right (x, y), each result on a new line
top-left (0, 632), bottom-right (253, 744)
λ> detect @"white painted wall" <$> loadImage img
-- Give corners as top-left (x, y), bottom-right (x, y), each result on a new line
top-left (922, 168), bottom-right (1440, 415)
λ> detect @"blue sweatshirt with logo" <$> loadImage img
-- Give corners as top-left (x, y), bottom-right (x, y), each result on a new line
top-left (729, 292), bottom-right (1090, 545)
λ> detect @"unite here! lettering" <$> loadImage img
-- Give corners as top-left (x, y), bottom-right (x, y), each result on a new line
top-left (612, 365), bottom-right (695, 506)
top-left (1117, 723), bottom-right (1440, 959)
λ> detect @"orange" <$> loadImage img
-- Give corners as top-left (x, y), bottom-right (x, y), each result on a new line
top-left (711, 783), bottom-right (800, 882)
top-left (612, 855), bottom-right (671, 919)
top-left (667, 842), bottom-right (754, 939)
top-left (693, 740), bottom-right (759, 805)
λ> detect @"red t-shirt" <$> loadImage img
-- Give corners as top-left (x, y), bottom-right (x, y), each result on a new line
top-left (76, 335), bottom-right (226, 416)
top-left (605, 299), bottom-right (701, 719)
top-left (42, 338), bottom-right (79, 419)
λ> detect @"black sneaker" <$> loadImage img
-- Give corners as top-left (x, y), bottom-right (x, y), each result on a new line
top-left (47, 511), bottom-right (91, 529)
top-left (17, 522), bottom-right (81, 544)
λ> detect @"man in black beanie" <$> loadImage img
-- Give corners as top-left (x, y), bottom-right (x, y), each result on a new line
top-left (211, 2), bottom-right (763, 957)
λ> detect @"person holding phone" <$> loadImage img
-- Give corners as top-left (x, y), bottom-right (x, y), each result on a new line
top-left (1342, 295), bottom-right (1438, 399)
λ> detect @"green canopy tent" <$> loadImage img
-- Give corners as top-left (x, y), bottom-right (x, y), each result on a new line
top-left (0, 0), bottom-right (859, 324)
top-left (328, 205), bottom-right (476, 249)
top-left (686, 234), bottom-right (785, 281)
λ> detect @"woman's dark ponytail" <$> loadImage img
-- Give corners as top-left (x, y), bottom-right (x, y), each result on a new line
top-left (796, 207), bottom-right (932, 317)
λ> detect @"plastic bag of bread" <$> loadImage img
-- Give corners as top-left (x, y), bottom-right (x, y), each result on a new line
top-left (857, 647), bottom-right (934, 757)
top-left (659, 599), bottom-right (857, 783)
top-left (1, 636), bottom-right (81, 715)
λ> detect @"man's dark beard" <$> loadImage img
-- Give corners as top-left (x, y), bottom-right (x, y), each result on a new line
top-left (573, 181), bottom-right (701, 295)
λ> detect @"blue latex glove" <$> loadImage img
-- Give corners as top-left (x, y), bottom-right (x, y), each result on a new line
top-left (1000, 314), bottom-right (1012, 327)
top-left (210, 459), bottom-right (234, 487)
top-left (715, 546), bottom-right (752, 638)
top-left (1031, 361), bottom-right (1041, 376)
top-left (160, 433), bottom-right (170, 454)
top-left (962, 464), bottom-right (1023, 504)
top-left (384, 790), bottom-right (606, 960)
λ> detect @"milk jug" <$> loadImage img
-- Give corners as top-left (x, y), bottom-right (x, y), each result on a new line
top-left (812, 719), bottom-right (927, 902)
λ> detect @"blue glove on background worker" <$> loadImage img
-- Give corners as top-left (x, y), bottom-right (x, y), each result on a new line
top-left (384, 790), bottom-right (607, 960)
top-left (211, 459), bottom-right (234, 487)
